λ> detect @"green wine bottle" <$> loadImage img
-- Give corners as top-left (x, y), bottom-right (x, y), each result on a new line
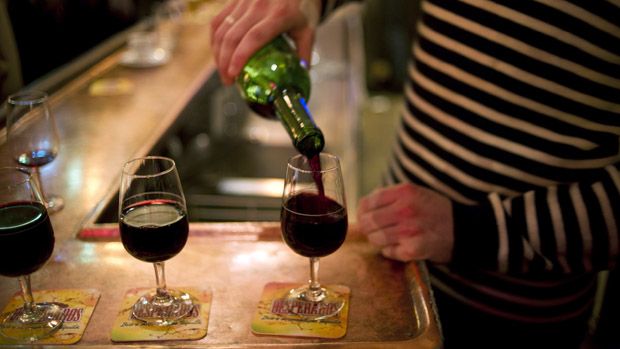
top-left (236, 35), bottom-right (325, 157)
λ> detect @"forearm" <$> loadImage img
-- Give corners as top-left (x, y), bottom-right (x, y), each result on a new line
top-left (452, 162), bottom-right (620, 274)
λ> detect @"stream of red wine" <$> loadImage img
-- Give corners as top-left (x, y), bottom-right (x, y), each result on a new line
top-left (309, 154), bottom-right (324, 197)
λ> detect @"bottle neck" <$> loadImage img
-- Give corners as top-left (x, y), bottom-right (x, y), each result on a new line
top-left (273, 89), bottom-right (325, 157)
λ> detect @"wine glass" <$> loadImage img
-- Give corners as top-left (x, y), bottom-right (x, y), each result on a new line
top-left (0, 167), bottom-right (63, 342)
top-left (280, 153), bottom-right (348, 320)
top-left (119, 156), bottom-right (193, 326)
top-left (5, 90), bottom-right (64, 213)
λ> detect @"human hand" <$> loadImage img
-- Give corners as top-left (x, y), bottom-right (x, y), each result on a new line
top-left (210, 0), bottom-right (320, 85)
top-left (357, 183), bottom-right (454, 263)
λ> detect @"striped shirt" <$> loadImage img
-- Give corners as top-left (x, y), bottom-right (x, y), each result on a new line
top-left (323, 0), bottom-right (620, 322)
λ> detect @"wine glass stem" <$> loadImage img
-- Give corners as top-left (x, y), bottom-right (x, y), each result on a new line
top-left (153, 261), bottom-right (169, 299)
top-left (309, 257), bottom-right (321, 293)
top-left (32, 167), bottom-right (48, 203)
top-left (18, 275), bottom-right (36, 321)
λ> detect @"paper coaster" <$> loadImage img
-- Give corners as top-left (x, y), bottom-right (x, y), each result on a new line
top-left (251, 282), bottom-right (350, 339)
top-left (110, 287), bottom-right (211, 342)
top-left (0, 288), bottom-right (100, 345)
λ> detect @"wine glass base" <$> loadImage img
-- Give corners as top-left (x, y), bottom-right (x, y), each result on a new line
top-left (284, 285), bottom-right (345, 321)
top-left (44, 195), bottom-right (64, 213)
top-left (131, 289), bottom-right (194, 326)
top-left (0, 302), bottom-right (63, 342)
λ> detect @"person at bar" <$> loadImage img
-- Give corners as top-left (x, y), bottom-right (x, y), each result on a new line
top-left (210, 1), bottom-right (620, 348)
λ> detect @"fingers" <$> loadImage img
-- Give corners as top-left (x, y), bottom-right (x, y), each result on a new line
top-left (357, 204), bottom-right (402, 233)
top-left (213, 0), bottom-right (256, 85)
top-left (210, 1), bottom-right (236, 42)
top-left (225, 16), bottom-right (291, 82)
top-left (366, 224), bottom-right (415, 246)
top-left (357, 184), bottom-right (418, 233)
top-left (381, 236), bottom-right (427, 262)
top-left (288, 29), bottom-right (315, 66)
top-left (210, 0), bottom-right (238, 62)
top-left (358, 183), bottom-right (410, 214)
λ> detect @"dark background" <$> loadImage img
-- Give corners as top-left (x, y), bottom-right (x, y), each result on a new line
top-left (6, 0), bottom-right (159, 85)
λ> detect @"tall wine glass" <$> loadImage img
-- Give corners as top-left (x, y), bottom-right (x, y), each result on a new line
top-left (5, 90), bottom-right (63, 213)
top-left (280, 153), bottom-right (348, 320)
top-left (119, 156), bottom-right (193, 326)
top-left (0, 167), bottom-right (63, 342)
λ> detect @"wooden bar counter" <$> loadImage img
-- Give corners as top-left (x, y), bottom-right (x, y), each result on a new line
top-left (0, 4), bottom-right (441, 348)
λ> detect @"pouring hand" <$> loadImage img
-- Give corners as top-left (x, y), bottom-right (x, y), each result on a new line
top-left (211, 0), bottom-right (320, 85)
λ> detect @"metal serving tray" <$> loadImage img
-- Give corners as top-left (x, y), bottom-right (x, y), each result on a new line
top-left (39, 223), bottom-right (442, 348)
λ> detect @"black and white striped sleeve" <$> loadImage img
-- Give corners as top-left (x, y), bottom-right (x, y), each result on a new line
top-left (452, 162), bottom-right (620, 274)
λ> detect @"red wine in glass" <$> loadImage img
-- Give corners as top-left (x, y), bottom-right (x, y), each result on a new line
top-left (120, 199), bottom-right (189, 263)
top-left (281, 193), bottom-right (347, 257)
top-left (0, 201), bottom-right (54, 278)
top-left (0, 168), bottom-right (63, 342)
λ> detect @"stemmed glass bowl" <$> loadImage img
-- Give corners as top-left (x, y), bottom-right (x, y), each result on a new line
top-left (119, 156), bottom-right (193, 326)
top-left (280, 153), bottom-right (348, 320)
top-left (0, 167), bottom-right (63, 341)
top-left (5, 90), bottom-right (63, 213)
